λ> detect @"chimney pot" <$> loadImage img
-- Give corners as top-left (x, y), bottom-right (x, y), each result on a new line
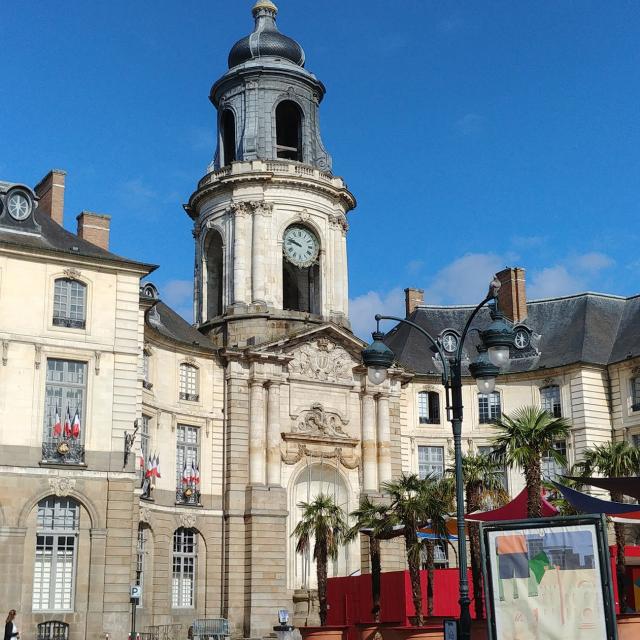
top-left (496, 267), bottom-right (527, 322)
top-left (34, 169), bottom-right (66, 226)
top-left (404, 288), bottom-right (424, 317)
top-left (76, 211), bottom-right (111, 251)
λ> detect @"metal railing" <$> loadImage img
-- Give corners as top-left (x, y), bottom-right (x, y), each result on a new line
top-left (141, 624), bottom-right (183, 640)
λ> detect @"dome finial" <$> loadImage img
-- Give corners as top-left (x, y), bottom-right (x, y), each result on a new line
top-left (252, 0), bottom-right (277, 17)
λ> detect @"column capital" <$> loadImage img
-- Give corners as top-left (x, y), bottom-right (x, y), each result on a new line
top-left (249, 378), bottom-right (266, 389)
top-left (230, 201), bottom-right (251, 217)
top-left (250, 200), bottom-right (274, 216)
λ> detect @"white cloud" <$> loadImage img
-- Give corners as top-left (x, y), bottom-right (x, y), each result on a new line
top-left (423, 253), bottom-right (507, 304)
top-left (454, 113), bottom-right (485, 136)
top-left (571, 252), bottom-right (614, 273)
top-left (349, 288), bottom-right (404, 340)
top-left (161, 279), bottom-right (193, 321)
top-left (406, 259), bottom-right (424, 275)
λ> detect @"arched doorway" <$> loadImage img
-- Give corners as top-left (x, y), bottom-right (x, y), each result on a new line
top-left (290, 463), bottom-right (350, 589)
top-left (276, 101), bottom-right (303, 161)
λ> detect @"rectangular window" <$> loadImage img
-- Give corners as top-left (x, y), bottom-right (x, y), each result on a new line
top-left (32, 498), bottom-right (79, 612)
top-left (542, 439), bottom-right (567, 482)
top-left (478, 445), bottom-right (509, 491)
top-left (478, 392), bottom-right (501, 424)
top-left (172, 529), bottom-right (196, 608)
top-left (418, 391), bottom-right (441, 425)
top-left (136, 525), bottom-right (146, 608)
top-left (42, 359), bottom-right (87, 464)
top-left (418, 445), bottom-right (444, 479)
top-left (139, 415), bottom-right (150, 481)
top-left (179, 364), bottom-right (199, 401)
top-left (631, 377), bottom-right (640, 412)
top-left (541, 385), bottom-right (562, 418)
top-left (176, 425), bottom-right (200, 505)
top-left (53, 279), bottom-right (86, 329)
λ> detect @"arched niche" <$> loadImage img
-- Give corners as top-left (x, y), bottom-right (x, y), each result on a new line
top-left (282, 224), bottom-right (320, 314)
top-left (276, 100), bottom-right (303, 161)
top-left (204, 229), bottom-right (224, 319)
top-left (221, 109), bottom-right (236, 166)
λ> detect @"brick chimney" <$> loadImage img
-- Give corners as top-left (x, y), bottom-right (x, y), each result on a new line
top-left (496, 267), bottom-right (527, 322)
top-left (76, 211), bottom-right (111, 251)
top-left (404, 287), bottom-right (424, 317)
top-left (34, 169), bottom-right (66, 226)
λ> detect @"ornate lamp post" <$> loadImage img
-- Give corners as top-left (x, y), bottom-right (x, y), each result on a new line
top-left (361, 281), bottom-right (515, 640)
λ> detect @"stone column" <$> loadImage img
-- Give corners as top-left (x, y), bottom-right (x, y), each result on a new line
top-left (251, 201), bottom-right (273, 304)
top-left (376, 393), bottom-right (392, 485)
top-left (249, 380), bottom-right (266, 485)
top-left (266, 382), bottom-right (282, 486)
top-left (361, 392), bottom-right (378, 492)
top-left (232, 203), bottom-right (249, 305)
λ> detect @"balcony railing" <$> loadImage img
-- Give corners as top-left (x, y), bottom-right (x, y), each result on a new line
top-left (53, 316), bottom-right (86, 329)
top-left (179, 392), bottom-right (199, 402)
top-left (143, 380), bottom-right (154, 390)
top-left (176, 485), bottom-right (201, 506)
top-left (42, 438), bottom-right (85, 464)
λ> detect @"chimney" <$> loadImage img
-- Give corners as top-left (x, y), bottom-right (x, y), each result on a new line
top-left (404, 287), bottom-right (424, 317)
top-left (34, 169), bottom-right (66, 226)
top-left (496, 267), bottom-right (527, 323)
top-left (76, 211), bottom-right (111, 251)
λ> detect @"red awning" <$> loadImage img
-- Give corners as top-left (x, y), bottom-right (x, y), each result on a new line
top-left (465, 487), bottom-right (558, 522)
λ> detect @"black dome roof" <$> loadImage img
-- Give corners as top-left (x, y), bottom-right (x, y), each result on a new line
top-left (228, 1), bottom-right (305, 69)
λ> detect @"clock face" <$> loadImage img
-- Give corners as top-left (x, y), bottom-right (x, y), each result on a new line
top-left (283, 225), bottom-right (319, 267)
top-left (441, 332), bottom-right (458, 353)
top-left (7, 190), bottom-right (31, 221)
top-left (514, 329), bottom-right (530, 349)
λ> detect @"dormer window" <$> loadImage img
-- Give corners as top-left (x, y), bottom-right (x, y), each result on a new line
top-left (276, 101), bottom-right (302, 161)
top-left (179, 364), bottom-right (199, 402)
top-left (53, 278), bottom-right (86, 329)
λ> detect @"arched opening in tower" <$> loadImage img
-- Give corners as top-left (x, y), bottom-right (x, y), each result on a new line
top-left (283, 261), bottom-right (319, 314)
top-left (221, 109), bottom-right (236, 166)
top-left (205, 230), bottom-right (224, 318)
top-left (276, 101), bottom-right (303, 161)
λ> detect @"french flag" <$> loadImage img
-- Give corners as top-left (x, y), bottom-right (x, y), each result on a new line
top-left (63, 408), bottom-right (72, 438)
top-left (71, 412), bottom-right (81, 439)
top-left (53, 408), bottom-right (62, 437)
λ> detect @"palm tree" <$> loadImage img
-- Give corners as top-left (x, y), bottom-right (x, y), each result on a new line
top-left (347, 497), bottom-right (392, 622)
top-left (293, 493), bottom-right (350, 626)
top-left (491, 406), bottom-right (571, 518)
top-left (382, 473), bottom-right (444, 625)
top-left (420, 477), bottom-right (455, 617)
top-left (451, 451), bottom-right (509, 619)
top-left (575, 440), bottom-right (640, 611)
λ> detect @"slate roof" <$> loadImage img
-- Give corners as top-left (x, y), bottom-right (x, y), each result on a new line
top-left (384, 292), bottom-right (640, 376)
top-left (146, 302), bottom-right (215, 352)
top-left (0, 181), bottom-right (156, 272)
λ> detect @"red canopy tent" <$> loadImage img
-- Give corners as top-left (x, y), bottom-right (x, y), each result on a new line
top-left (465, 487), bottom-right (558, 522)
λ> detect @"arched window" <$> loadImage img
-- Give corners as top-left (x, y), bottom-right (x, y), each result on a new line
top-left (478, 391), bottom-right (501, 424)
top-left (172, 528), bottom-right (197, 608)
top-left (53, 278), bottom-right (86, 329)
top-left (204, 230), bottom-right (224, 319)
top-left (276, 101), bottom-right (302, 161)
top-left (36, 621), bottom-right (69, 640)
top-left (33, 498), bottom-right (80, 611)
top-left (291, 464), bottom-right (350, 589)
top-left (540, 385), bottom-right (562, 417)
top-left (282, 225), bottom-right (320, 314)
top-left (417, 391), bottom-right (440, 424)
top-left (221, 109), bottom-right (236, 166)
top-left (179, 364), bottom-right (199, 402)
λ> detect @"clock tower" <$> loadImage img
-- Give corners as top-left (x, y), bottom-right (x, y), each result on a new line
top-left (186, 0), bottom-right (356, 347)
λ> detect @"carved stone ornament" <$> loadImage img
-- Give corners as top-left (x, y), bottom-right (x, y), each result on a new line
top-left (94, 351), bottom-right (101, 375)
top-left (631, 366), bottom-right (640, 377)
top-left (184, 356), bottom-right (196, 365)
top-left (328, 213), bottom-right (349, 234)
top-left (2, 340), bottom-right (8, 366)
top-left (139, 506), bottom-right (151, 523)
top-left (288, 339), bottom-right (353, 383)
top-left (179, 513), bottom-right (197, 529)
top-left (293, 403), bottom-right (349, 438)
top-left (541, 377), bottom-right (556, 387)
top-left (34, 344), bottom-right (42, 369)
top-left (281, 444), bottom-right (360, 470)
top-left (63, 267), bottom-right (82, 280)
top-left (49, 477), bottom-right (76, 497)
top-left (230, 201), bottom-right (250, 217)
top-left (297, 209), bottom-right (311, 222)
top-left (251, 200), bottom-right (274, 217)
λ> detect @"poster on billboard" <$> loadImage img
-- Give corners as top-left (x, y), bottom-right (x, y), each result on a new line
top-left (480, 515), bottom-right (618, 640)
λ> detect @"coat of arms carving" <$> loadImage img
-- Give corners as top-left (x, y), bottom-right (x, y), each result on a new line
top-left (293, 402), bottom-right (349, 438)
top-left (288, 339), bottom-right (353, 383)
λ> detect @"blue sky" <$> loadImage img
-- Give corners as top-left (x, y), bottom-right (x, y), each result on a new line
top-left (2, 1), bottom-right (639, 337)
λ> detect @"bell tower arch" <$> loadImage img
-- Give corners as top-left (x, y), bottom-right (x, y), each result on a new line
top-left (186, 0), bottom-right (356, 347)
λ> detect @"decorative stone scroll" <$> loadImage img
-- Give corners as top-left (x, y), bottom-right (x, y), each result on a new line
top-left (281, 444), bottom-right (360, 470)
top-left (293, 403), bottom-right (348, 438)
top-left (63, 267), bottom-right (82, 280)
top-left (288, 338), bottom-right (353, 383)
top-left (49, 477), bottom-right (76, 497)
top-left (328, 213), bottom-right (349, 234)
top-left (251, 200), bottom-right (274, 217)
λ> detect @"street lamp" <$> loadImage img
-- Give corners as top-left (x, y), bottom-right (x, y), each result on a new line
top-left (361, 280), bottom-right (515, 640)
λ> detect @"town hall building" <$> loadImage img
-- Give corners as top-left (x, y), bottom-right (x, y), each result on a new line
top-left (0, 3), bottom-right (639, 640)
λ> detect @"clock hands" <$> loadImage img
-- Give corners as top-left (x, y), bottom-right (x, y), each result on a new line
top-left (287, 238), bottom-right (303, 248)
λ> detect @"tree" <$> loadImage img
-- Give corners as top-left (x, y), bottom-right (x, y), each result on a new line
top-left (451, 451), bottom-right (509, 619)
top-left (347, 497), bottom-right (392, 622)
top-left (491, 406), bottom-right (571, 518)
top-left (293, 493), bottom-right (349, 626)
top-left (575, 440), bottom-right (640, 611)
top-left (382, 473), bottom-right (448, 625)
